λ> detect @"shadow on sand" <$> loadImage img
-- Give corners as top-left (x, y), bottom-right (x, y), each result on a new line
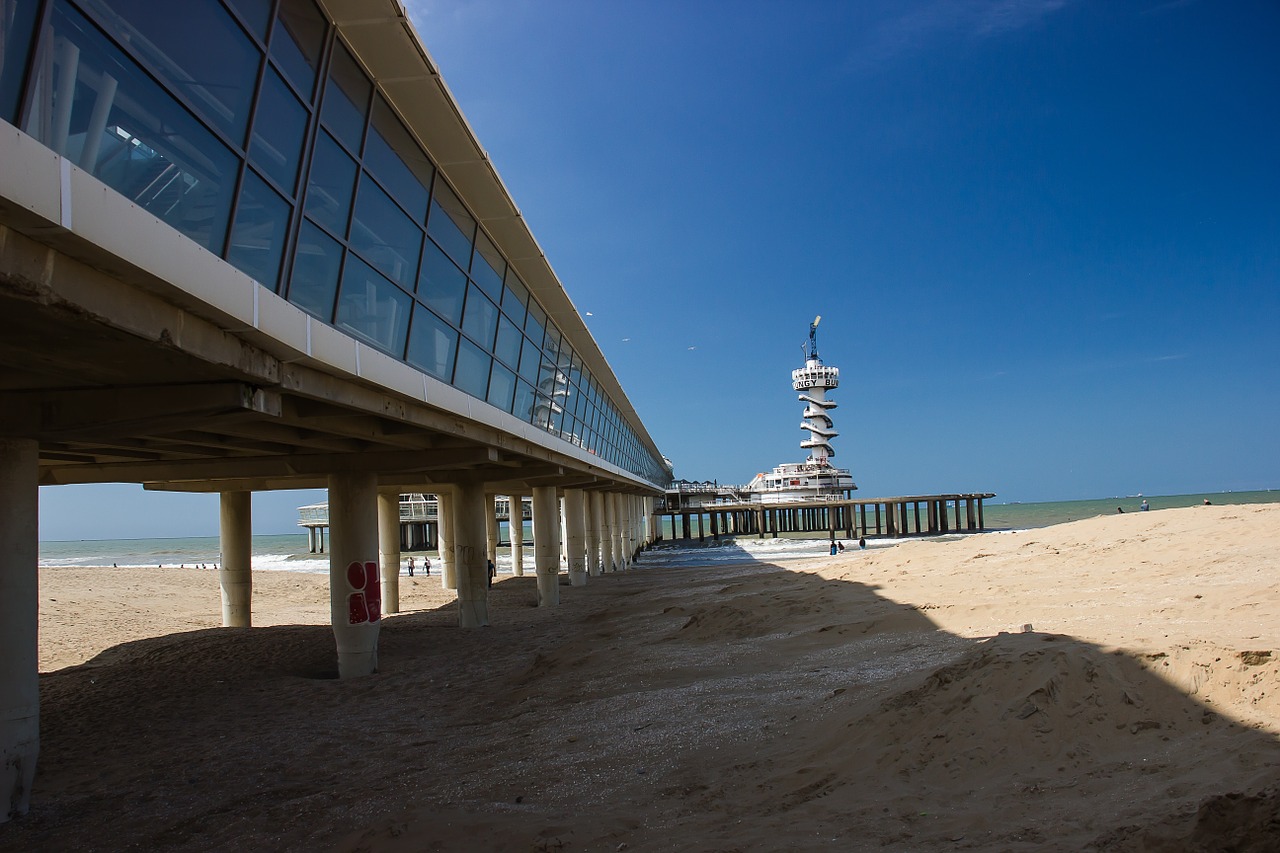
top-left (5, 551), bottom-right (1280, 852)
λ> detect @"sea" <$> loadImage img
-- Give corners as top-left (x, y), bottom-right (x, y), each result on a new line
top-left (37, 489), bottom-right (1279, 574)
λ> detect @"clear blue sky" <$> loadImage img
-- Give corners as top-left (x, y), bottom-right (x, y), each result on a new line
top-left (38, 0), bottom-right (1280, 539)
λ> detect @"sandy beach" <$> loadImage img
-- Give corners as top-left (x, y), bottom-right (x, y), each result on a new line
top-left (5, 502), bottom-right (1280, 851)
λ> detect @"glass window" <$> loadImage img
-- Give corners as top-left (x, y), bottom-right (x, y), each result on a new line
top-left (249, 67), bottom-right (308, 194)
top-left (269, 0), bottom-right (325, 100)
top-left (518, 336), bottom-right (541, 383)
top-left (453, 338), bottom-right (491, 400)
top-left (471, 230), bottom-right (504, 300)
top-left (303, 130), bottom-right (356, 237)
top-left (501, 274), bottom-right (527, 328)
top-left (487, 362), bottom-right (516, 412)
top-left (227, 169), bottom-right (290, 289)
top-left (426, 179), bottom-right (474, 269)
top-left (78, 0), bottom-right (261, 144)
top-left (525, 298), bottom-right (546, 341)
top-left (26, 3), bottom-right (238, 252)
top-left (460, 284), bottom-right (498, 350)
top-left (405, 303), bottom-right (457, 382)
top-left (417, 238), bottom-right (466, 325)
top-left (320, 41), bottom-right (369, 152)
top-left (543, 322), bottom-right (561, 360)
top-left (366, 95), bottom-right (432, 219)
top-left (335, 254), bottom-right (411, 355)
top-left (224, 0), bottom-right (271, 39)
top-left (0, 0), bottom-right (40, 125)
top-left (513, 380), bottom-right (536, 423)
top-left (532, 393), bottom-right (553, 430)
top-left (288, 219), bottom-right (343, 319)
top-left (494, 315), bottom-right (522, 368)
top-left (350, 177), bottom-right (422, 288)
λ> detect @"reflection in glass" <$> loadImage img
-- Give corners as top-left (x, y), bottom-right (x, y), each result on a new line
top-left (350, 177), bottom-right (422, 288)
top-left (461, 285), bottom-right (498, 350)
top-left (289, 220), bottom-right (343, 319)
top-left (335, 254), bottom-right (411, 355)
top-left (494, 315), bottom-right (522, 368)
top-left (518, 336), bottom-right (541, 383)
top-left (426, 180), bottom-right (474, 269)
top-left (25, 3), bottom-right (237, 252)
top-left (501, 270), bottom-right (528, 326)
top-left (321, 40), bottom-right (369, 152)
top-left (303, 130), bottom-right (356, 236)
top-left (487, 363), bottom-right (516, 412)
top-left (0, 0), bottom-right (41, 124)
top-left (269, 0), bottom-right (325, 99)
top-left (227, 169), bottom-right (290, 289)
top-left (417, 238), bottom-right (466, 325)
top-left (249, 67), bottom-right (308, 193)
top-left (366, 95), bottom-right (431, 219)
top-left (224, 0), bottom-right (272, 40)
top-left (453, 338), bottom-right (491, 400)
top-left (406, 303), bottom-right (457, 382)
top-left (471, 230), bottom-right (504, 300)
top-left (79, 0), bottom-right (260, 143)
top-left (513, 380), bottom-right (536, 423)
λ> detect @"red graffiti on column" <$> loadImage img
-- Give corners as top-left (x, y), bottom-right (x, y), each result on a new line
top-left (346, 560), bottom-right (381, 624)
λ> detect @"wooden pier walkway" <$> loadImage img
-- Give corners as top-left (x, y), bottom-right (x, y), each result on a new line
top-left (657, 492), bottom-right (997, 541)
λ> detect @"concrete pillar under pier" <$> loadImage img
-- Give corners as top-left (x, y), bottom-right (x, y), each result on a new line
top-left (532, 486), bottom-right (561, 605)
top-left (603, 493), bottom-right (618, 571)
top-left (438, 491), bottom-right (457, 590)
top-left (328, 472), bottom-right (381, 678)
top-left (587, 491), bottom-right (604, 576)
top-left (564, 488), bottom-right (588, 587)
top-left (510, 494), bottom-right (526, 577)
top-left (453, 481), bottom-right (490, 627)
top-left (485, 494), bottom-right (499, 565)
top-left (219, 491), bottom-right (252, 627)
top-left (1, 438), bottom-right (39, 822)
top-left (377, 491), bottom-right (401, 615)
top-left (609, 493), bottom-right (624, 571)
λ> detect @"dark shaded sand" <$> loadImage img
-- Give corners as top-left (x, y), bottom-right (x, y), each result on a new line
top-left (5, 503), bottom-right (1280, 851)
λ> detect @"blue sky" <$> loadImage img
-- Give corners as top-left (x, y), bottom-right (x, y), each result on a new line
top-left (38, 0), bottom-right (1280, 539)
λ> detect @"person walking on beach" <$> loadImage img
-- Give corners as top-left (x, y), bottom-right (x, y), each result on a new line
top-left (858, 537), bottom-right (866, 550)
top-left (407, 556), bottom-right (415, 576)
top-left (423, 557), bottom-right (431, 575)
top-left (487, 559), bottom-right (496, 588)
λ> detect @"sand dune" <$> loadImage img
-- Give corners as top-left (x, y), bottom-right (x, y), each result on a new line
top-left (4, 503), bottom-right (1279, 851)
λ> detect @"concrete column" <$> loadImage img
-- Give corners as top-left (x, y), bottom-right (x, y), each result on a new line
top-left (589, 491), bottom-right (606, 576)
top-left (532, 485), bottom-right (561, 606)
top-left (377, 490), bottom-right (401, 615)
top-left (485, 493), bottom-right (499, 564)
top-left (218, 491), bottom-right (252, 627)
top-left (453, 480), bottom-right (489, 627)
top-left (585, 491), bottom-right (602, 576)
top-left (602, 493), bottom-right (618, 571)
top-left (1, 439), bottom-right (38, 822)
top-left (564, 488), bottom-right (588, 587)
top-left (608, 493), bottom-right (624, 571)
top-left (510, 494), bottom-right (526, 577)
top-left (328, 471), bottom-right (381, 678)
top-left (438, 490), bottom-right (457, 590)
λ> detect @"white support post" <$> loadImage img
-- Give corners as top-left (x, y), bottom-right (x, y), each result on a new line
top-left (453, 480), bottom-right (489, 627)
top-left (0, 439), bottom-right (38, 822)
top-left (586, 491), bottom-right (603, 576)
top-left (485, 493), bottom-right (499, 568)
top-left (438, 490), bottom-right (457, 591)
top-left (218, 491), bottom-right (252, 627)
top-left (609, 493), bottom-right (624, 571)
top-left (532, 485), bottom-right (561, 606)
top-left (329, 472), bottom-right (382, 678)
top-left (564, 488), bottom-right (588, 587)
top-left (377, 490), bottom-right (401, 615)
top-left (510, 494), bottom-right (526, 577)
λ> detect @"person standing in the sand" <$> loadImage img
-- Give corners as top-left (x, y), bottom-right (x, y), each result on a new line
top-left (407, 556), bottom-right (415, 576)
top-left (858, 536), bottom-right (866, 550)
top-left (423, 556), bottom-right (431, 575)
top-left (487, 559), bottom-right (496, 588)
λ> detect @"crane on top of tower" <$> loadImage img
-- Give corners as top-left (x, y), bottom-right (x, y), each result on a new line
top-left (807, 315), bottom-right (822, 362)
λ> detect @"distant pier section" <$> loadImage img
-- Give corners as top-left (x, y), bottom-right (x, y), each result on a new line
top-left (659, 481), bottom-right (996, 541)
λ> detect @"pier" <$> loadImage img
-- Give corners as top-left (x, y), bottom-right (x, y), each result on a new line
top-left (658, 483), bottom-right (996, 541)
top-left (298, 494), bottom-right (532, 553)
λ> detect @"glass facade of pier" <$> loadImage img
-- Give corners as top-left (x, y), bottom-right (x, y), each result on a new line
top-left (0, 0), bottom-right (666, 484)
